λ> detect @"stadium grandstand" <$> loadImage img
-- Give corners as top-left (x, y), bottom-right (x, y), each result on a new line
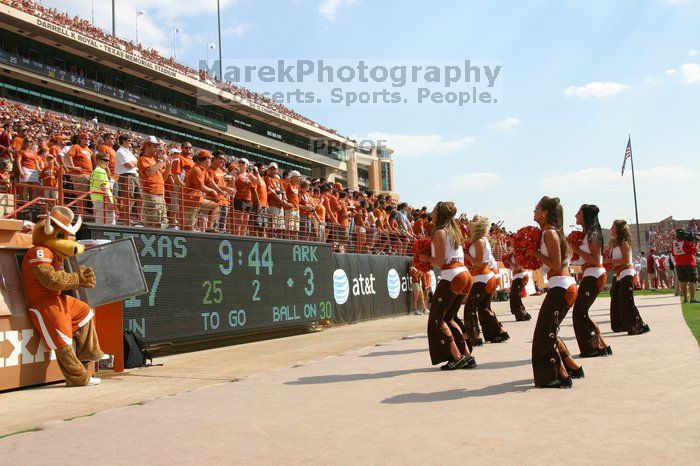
top-left (0, 0), bottom-right (417, 251)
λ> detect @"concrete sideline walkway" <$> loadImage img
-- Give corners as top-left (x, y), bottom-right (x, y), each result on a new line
top-left (1, 294), bottom-right (699, 464)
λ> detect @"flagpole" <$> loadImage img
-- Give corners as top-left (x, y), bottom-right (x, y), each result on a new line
top-left (628, 134), bottom-right (642, 249)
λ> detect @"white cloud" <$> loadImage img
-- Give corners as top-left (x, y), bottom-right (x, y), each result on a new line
top-left (563, 82), bottom-right (631, 98)
top-left (319, 0), bottom-right (357, 20)
top-left (645, 78), bottom-right (660, 85)
top-left (487, 117), bottom-right (520, 131)
top-left (663, 0), bottom-right (688, 4)
top-left (538, 165), bottom-right (697, 192)
top-left (438, 173), bottom-right (503, 191)
top-left (666, 63), bottom-right (700, 83)
top-left (679, 63), bottom-right (700, 83)
top-left (224, 22), bottom-right (254, 37)
top-left (690, 49), bottom-right (699, 57)
top-left (355, 132), bottom-right (476, 157)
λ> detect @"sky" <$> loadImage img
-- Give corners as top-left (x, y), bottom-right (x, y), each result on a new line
top-left (43, 0), bottom-right (700, 231)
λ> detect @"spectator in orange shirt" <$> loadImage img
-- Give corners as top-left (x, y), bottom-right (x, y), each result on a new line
top-left (97, 133), bottom-right (117, 180)
top-left (253, 162), bottom-right (269, 237)
top-left (137, 136), bottom-right (171, 228)
top-left (311, 187), bottom-right (326, 241)
top-left (264, 162), bottom-right (286, 238)
top-left (183, 150), bottom-right (220, 231)
top-left (233, 158), bottom-right (254, 236)
top-left (10, 125), bottom-right (28, 154)
top-left (284, 170), bottom-right (301, 240)
top-left (15, 137), bottom-right (42, 201)
top-left (336, 191), bottom-right (350, 251)
top-left (40, 152), bottom-right (60, 200)
top-left (0, 158), bottom-right (11, 193)
top-left (208, 151), bottom-right (235, 232)
top-left (66, 132), bottom-right (93, 193)
top-left (298, 179), bottom-right (314, 241)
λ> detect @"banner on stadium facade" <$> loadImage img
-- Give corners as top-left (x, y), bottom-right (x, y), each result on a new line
top-left (332, 254), bottom-right (412, 324)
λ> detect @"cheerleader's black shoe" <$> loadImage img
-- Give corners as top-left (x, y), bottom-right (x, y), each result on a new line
top-left (441, 356), bottom-right (468, 371)
top-left (460, 357), bottom-right (477, 369)
top-left (605, 346), bottom-right (613, 355)
top-left (474, 338), bottom-right (484, 346)
top-left (537, 376), bottom-right (572, 389)
top-left (569, 367), bottom-right (585, 379)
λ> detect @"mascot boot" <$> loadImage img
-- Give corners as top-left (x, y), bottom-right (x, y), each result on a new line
top-left (21, 206), bottom-right (106, 386)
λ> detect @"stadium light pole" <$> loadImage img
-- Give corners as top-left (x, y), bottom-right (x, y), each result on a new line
top-left (217, 0), bottom-right (223, 80)
top-left (207, 42), bottom-right (216, 70)
top-left (135, 10), bottom-right (144, 44)
top-left (112, 0), bottom-right (115, 35)
top-left (91, 0), bottom-right (94, 24)
top-left (173, 28), bottom-right (180, 59)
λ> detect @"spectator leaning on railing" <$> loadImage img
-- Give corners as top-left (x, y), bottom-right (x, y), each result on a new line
top-left (66, 132), bottom-right (93, 193)
top-left (137, 136), bottom-right (170, 228)
top-left (89, 152), bottom-right (116, 225)
top-left (114, 134), bottom-right (141, 224)
top-left (182, 150), bottom-right (220, 232)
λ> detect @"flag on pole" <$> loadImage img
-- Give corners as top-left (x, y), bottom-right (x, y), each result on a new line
top-left (621, 136), bottom-right (632, 176)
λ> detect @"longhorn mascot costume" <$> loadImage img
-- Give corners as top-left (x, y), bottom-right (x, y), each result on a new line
top-left (21, 206), bottom-right (107, 386)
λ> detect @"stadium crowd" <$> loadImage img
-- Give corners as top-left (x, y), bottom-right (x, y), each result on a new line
top-left (1, 0), bottom-right (342, 137)
top-left (0, 98), bottom-right (466, 255)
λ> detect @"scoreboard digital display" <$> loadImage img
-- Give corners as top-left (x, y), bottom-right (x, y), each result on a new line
top-left (86, 226), bottom-right (333, 344)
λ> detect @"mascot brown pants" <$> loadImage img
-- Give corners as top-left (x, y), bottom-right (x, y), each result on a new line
top-left (29, 295), bottom-right (104, 386)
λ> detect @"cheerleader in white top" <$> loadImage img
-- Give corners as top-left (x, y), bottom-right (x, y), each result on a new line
top-left (463, 215), bottom-right (510, 345)
top-left (569, 205), bottom-right (612, 357)
top-left (419, 202), bottom-right (477, 370)
top-left (527, 197), bottom-right (583, 388)
top-left (604, 220), bottom-right (651, 335)
top-left (503, 253), bottom-right (532, 321)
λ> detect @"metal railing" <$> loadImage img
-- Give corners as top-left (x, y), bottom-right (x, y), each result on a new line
top-left (4, 169), bottom-right (419, 255)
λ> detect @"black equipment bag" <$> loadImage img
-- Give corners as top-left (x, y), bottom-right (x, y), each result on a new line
top-left (123, 330), bottom-right (153, 368)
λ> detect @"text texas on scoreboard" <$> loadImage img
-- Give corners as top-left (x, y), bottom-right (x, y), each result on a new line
top-left (86, 226), bottom-right (332, 344)
top-left (332, 253), bottom-right (412, 324)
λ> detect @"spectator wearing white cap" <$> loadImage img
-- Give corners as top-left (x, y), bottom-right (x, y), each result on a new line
top-left (284, 170), bottom-right (301, 240)
top-left (115, 134), bottom-right (141, 224)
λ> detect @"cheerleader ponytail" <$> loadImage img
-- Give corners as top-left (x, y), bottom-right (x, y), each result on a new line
top-left (538, 196), bottom-right (569, 262)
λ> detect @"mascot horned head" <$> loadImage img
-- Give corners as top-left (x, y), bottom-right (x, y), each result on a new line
top-left (33, 206), bottom-right (84, 260)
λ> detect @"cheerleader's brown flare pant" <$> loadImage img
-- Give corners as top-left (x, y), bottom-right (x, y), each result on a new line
top-left (572, 275), bottom-right (607, 355)
top-left (610, 275), bottom-right (648, 334)
top-left (532, 286), bottom-right (577, 386)
top-left (463, 281), bottom-right (504, 344)
top-left (427, 280), bottom-right (472, 365)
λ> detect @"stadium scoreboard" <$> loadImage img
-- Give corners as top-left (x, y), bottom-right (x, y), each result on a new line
top-left (86, 226), bottom-right (333, 344)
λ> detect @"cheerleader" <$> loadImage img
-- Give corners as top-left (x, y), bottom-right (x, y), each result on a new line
top-left (527, 197), bottom-right (583, 388)
top-left (463, 215), bottom-right (510, 345)
top-left (419, 202), bottom-right (476, 370)
top-left (569, 205), bottom-right (612, 357)
top-left (504, 254), bottom-right (532, 321)
top-left (604, 220), bottom-right (651, 335)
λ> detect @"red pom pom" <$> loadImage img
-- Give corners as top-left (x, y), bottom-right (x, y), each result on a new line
top-left (512, 226), bottom-right (543, 270)
top-left (567, 230), bottom-right (585, 262)
top-left (411, 237), bottom-right (433, 273)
